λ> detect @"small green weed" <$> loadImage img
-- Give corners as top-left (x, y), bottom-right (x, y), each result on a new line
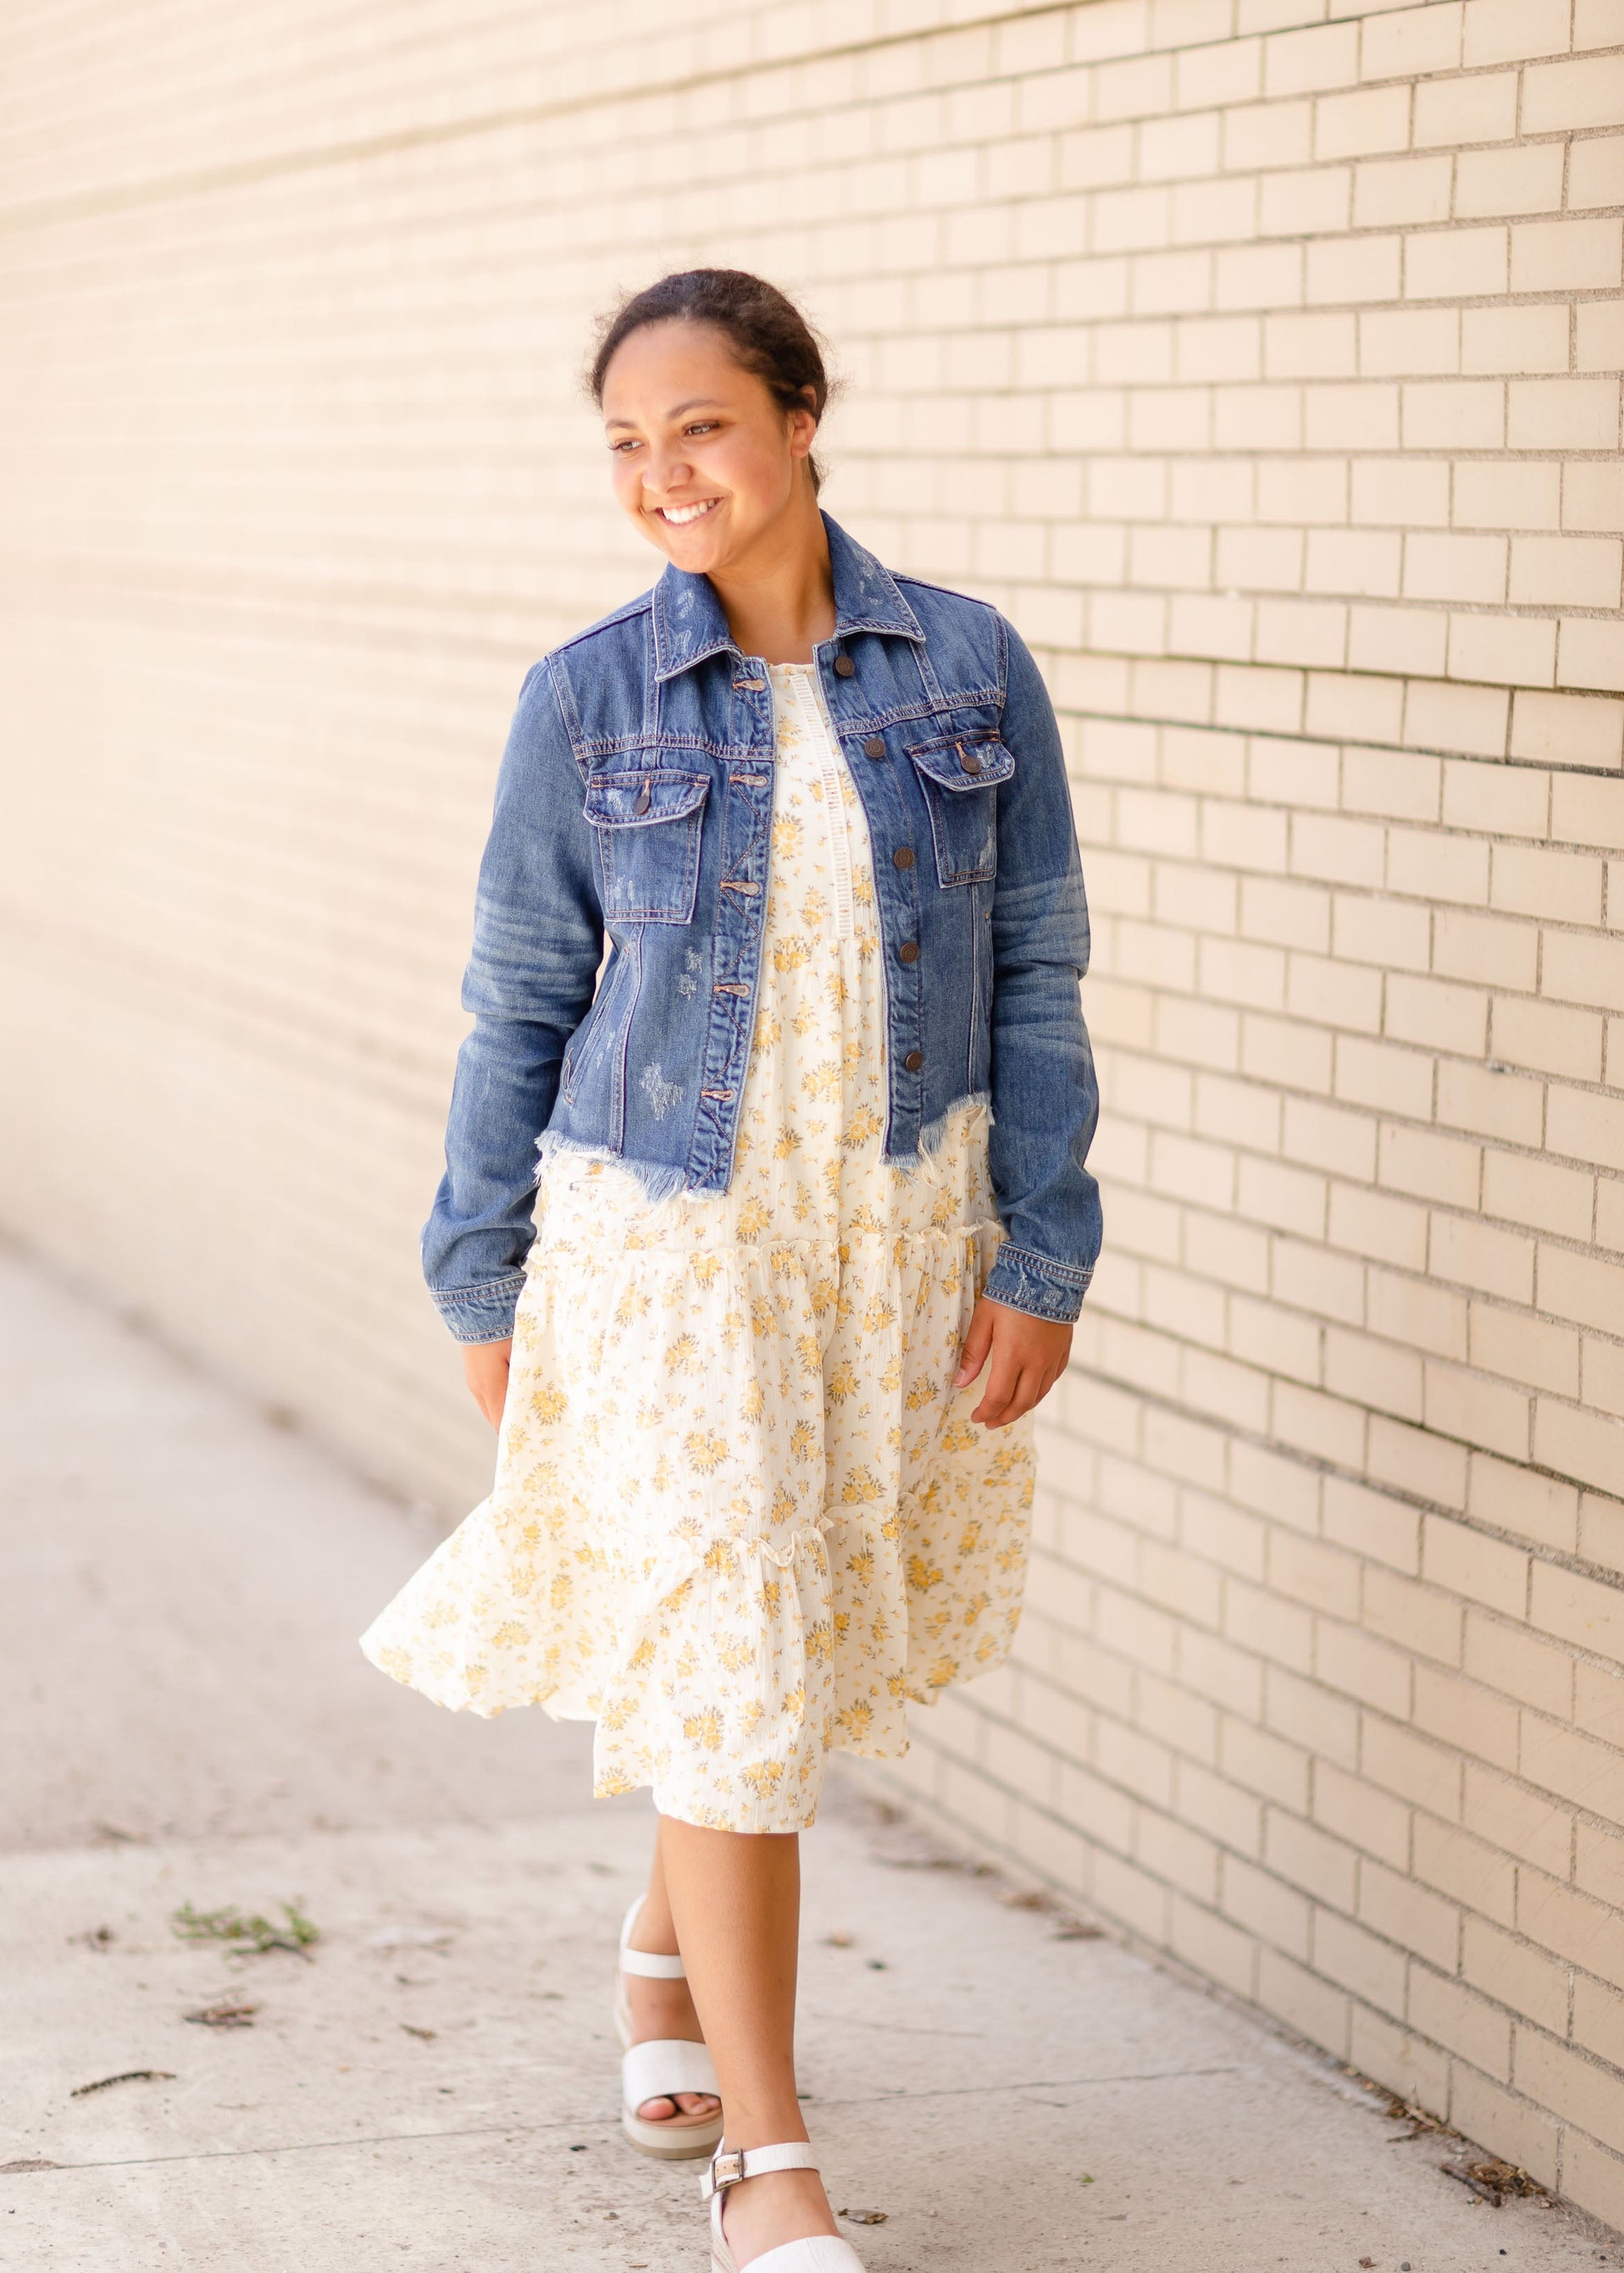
top-left (169, 1901), bottom-right (319, 1958)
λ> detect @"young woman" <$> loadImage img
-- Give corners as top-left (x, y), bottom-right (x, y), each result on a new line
top-left (362, 269), bottom-right (1100, 2273)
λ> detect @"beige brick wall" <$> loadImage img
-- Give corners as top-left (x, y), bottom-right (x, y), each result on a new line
top-left (3, 0), bottom-right (1621, 2228)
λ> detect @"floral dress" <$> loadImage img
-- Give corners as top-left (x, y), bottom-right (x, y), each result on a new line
top-left (361, 662), bottom-right (1036, 1832)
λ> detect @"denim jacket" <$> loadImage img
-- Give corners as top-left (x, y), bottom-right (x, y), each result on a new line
top-left (423, 511), bottom-right (1102, 1342)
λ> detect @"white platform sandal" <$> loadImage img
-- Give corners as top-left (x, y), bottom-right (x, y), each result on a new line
top-left (701, 2141), bottom-right (868, 2273)
top-left (613, 1896), bottom-right (724, 2160)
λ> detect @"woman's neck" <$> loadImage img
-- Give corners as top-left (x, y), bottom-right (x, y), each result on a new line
top-left (705, 489), bottom-right (837, 665)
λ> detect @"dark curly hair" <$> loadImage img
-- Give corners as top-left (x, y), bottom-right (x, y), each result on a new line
top-left (588, 268), bottom-right (835, 493)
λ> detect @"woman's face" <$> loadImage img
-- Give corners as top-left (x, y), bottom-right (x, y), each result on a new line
top-left (600, 320), bottom-right (818, 573)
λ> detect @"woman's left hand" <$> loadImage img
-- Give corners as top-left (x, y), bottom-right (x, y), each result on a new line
top-left (954, 1298), bottom-right (1073, 1428)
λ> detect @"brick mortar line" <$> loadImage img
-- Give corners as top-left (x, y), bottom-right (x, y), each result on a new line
top-left (1063, 700), bottom-right (1624, 779)
top-left (931, 1665), bottom-right (1617, 1939)
top-left (895, 1728), bottom-right (1624, 2137)
top-left (861, 1754), bottom-right (1611, 2175)
top-left (0, 16), bottom-right (1616, 234)
top-left (0, 0), bottom-right (1120, 239)
top-left (1041, 1359), bottom-right (1624, 1594)
top-left (1067, 1325), bottom-right (1621, 1516)
top-left (2, 573), bottom-right (1618, 778)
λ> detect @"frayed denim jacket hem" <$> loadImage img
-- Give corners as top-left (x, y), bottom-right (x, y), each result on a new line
top-left (424, 512), bottom-right (1102, 1342)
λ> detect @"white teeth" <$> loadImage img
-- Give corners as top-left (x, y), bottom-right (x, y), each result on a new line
top-left (659, 499), bottom-right (719, 526)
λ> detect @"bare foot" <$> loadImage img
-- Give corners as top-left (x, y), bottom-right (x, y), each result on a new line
top-left (621, 1922), bottom-right (720, 2128)
top-left (719, 2166), bottom-right (841, 2268)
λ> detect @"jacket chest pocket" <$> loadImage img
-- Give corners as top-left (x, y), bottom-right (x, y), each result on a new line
top-left (905, 733), bottom-right (1016, 886)
top-left (583, 768), bottom-right (711, 924)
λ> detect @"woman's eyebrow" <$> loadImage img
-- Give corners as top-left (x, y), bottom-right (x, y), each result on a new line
top-left (604, 397), bottom-right (727, 431)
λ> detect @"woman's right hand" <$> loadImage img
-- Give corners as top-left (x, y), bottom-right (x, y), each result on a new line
top-left (461, 1338), bottom-right (512, 1429)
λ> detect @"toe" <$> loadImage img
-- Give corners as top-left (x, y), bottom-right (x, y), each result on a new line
top-left (673, 2091), bottom-right (720, 2116)
top-left (636, 2094), bottom-right (678, 2121)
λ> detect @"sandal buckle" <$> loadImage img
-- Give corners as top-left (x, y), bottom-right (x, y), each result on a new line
top-left (710, 2147), bottom-right (747, 2191)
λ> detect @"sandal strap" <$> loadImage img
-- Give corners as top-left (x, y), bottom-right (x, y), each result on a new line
top-left (701, 2140), bottom-right (820, 2200)
top-left (619, 1897), bottom-right (687, 1980)
top-left (622, 2037), bottom-right (719, 2109)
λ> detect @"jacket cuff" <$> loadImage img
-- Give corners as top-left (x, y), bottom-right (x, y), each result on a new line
top-left (431, 1273), bottom-right (527, 1345)
top-left (983, 1242), bottom-right (1091, 1324)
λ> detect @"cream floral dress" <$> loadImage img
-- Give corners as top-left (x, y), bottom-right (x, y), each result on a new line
top-left (362, 663), bottom-right (1036, 1831)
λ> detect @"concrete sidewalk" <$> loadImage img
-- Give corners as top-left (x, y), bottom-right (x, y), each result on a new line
top-left (1, 1247), bottom-right (1612, 2272)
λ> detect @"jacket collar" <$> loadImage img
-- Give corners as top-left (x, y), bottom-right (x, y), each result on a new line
top-left (649, 508), bottom-right (925, 683)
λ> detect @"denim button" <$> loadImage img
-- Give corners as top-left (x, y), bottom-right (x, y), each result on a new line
top-left (834, 654), bottom-right (855, 678)
top-left (959, 747), bottom-right (982, 775)
top-left (864, 736), bottom-right (886, 760)
top-left (904, 1050), bottom-right (924, 1071)
top-left (892, 845), bottom-right (915, 869)
top-left (898, 940), bottom-right (920, 964)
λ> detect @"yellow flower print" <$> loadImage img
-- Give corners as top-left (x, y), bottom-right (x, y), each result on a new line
top-left (358, 672), bottom-right (1036, 1839)
top-left (684, 1430), bottom-right (730, 1474)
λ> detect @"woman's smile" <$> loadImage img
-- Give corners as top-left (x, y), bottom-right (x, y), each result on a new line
top-left (654, 496), bottom-right (722, 526)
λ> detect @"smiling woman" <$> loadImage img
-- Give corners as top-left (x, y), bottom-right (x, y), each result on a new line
top-left (359, 266), bottom-right (1101, 2273)
top-left (590, 270), bottom-right (838, 661)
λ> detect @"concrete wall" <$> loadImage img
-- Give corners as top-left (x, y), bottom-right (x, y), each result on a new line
top-left (3, 0), bottom-right (1622, 2227)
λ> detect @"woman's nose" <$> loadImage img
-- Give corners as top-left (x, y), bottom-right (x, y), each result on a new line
top-left (643, 446), bottom-right (693, 496)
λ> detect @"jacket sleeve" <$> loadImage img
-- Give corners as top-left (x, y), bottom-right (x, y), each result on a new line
top-left (420, 657), bottom-right (603, 1343)
top-left (980, 616), bottom-right (1103, 1325)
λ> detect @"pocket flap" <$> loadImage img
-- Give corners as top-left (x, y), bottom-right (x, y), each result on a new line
top-left (583, 769), bottom-right (711, 828)
top-left (905, 733), bottom-right (1016, 793)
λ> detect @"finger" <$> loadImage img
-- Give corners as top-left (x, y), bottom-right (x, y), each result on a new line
top-left (986, 1359), bottom-right (1051, 1429)
top-left (954, 1301), bottom-right (996, 1389)
top-left (971, 1341), bottom-right (1025, 1426)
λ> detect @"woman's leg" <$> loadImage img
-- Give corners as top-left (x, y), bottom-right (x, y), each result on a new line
top-left (622, 1821), bottom-right (721, 2126)
top-left (660, 1815), bottom-right (840, 2265)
